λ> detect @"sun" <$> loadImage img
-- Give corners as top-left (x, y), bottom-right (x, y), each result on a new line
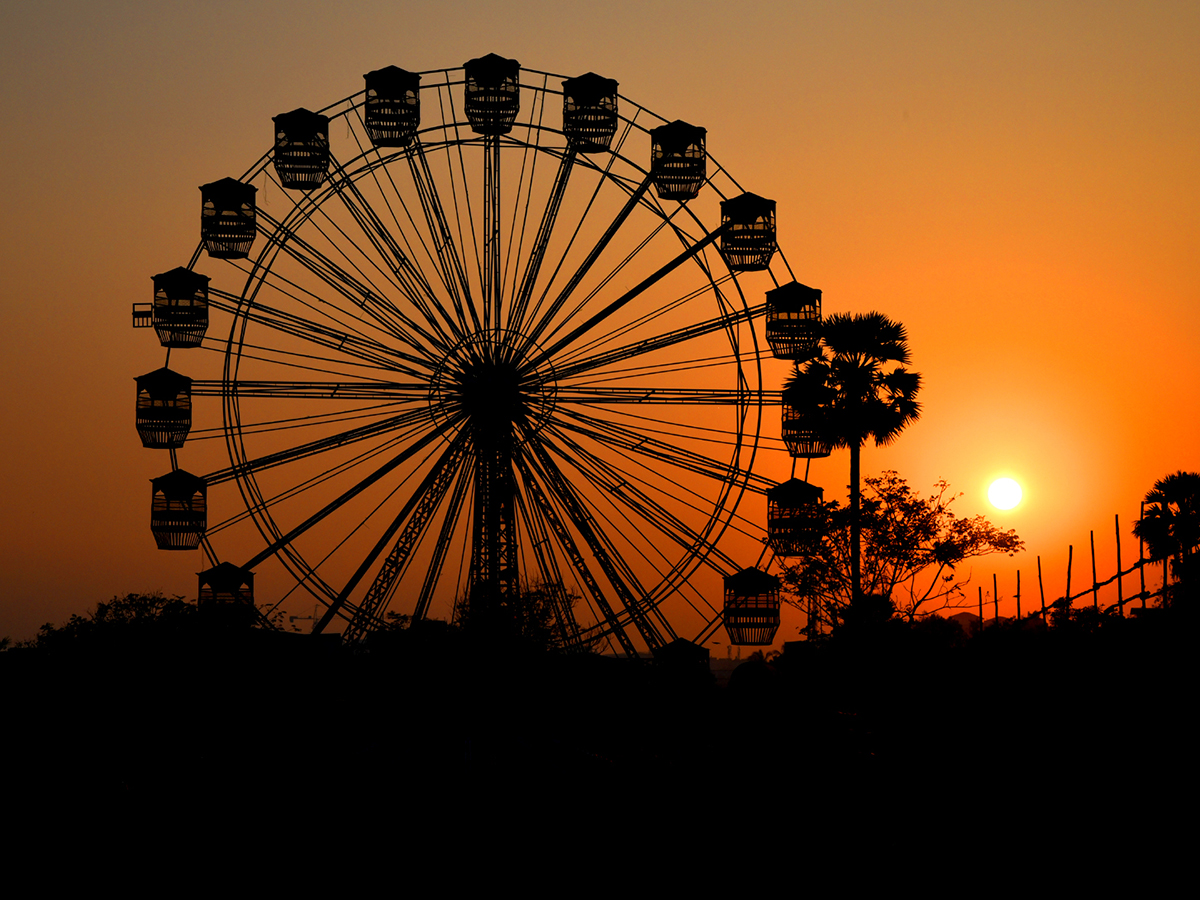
top-left (988, 478), bottom-right (1023, 510)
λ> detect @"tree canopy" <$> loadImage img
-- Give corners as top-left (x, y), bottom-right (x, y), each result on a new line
top-left (1133, 470), bottom-right (1200, 605)
top-left (783, 312), bottom-right (922, 604)
top-left (779, 471), bottom-right (1023, 628)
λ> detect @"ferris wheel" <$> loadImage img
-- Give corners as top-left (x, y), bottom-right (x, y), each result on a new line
top-left (133, 55), bottom-right (822, 655)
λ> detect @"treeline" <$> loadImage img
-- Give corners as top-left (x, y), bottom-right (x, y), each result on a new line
top-left (3, 586), bottom-right (1190, 823)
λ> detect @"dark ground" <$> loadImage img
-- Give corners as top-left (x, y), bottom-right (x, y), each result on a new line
top-left (3, 604), bottom-right (1189, 836)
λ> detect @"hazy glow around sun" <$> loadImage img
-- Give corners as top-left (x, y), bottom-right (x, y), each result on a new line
top-left (988, 478), bottom-right (1023, 510)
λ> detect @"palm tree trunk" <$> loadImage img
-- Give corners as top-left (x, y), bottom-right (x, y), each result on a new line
top-left (850, 440), bottom-right (861, 606)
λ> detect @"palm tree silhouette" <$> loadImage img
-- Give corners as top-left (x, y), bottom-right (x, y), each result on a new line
top-left (784, 312), bottom-right (921, 604)
top-left (1133, 471), bottom-right (1200, 599)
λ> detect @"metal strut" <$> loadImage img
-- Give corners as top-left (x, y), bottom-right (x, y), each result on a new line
top-left (512, 449), bottom-right (639, 658)
top-left (333, 431), bottom-right (472, 640)
top-left (522, 439), bottom-right (667, 653)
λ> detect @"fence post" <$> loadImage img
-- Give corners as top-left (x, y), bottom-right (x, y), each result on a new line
top-left (993, 573), bottom-right (999, 622)
top-left (1066, 544), bottom-right (1073, 612)
top-left (1138, 501), bottom-right (1147, 609)
top-left (1016, 570), bottom-right (1021, 620)
top-left (1038, 556), bottom-right (1046, 620)
top-left (1090, 530), bottom-right (1099, 609)
top-left (1115, 513), bottom-right (1123, 615)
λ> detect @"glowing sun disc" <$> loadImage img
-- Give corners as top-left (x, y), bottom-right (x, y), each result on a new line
top-left (988, 478), bottom-right (1022, 510)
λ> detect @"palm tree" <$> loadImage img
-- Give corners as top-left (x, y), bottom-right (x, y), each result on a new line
top-left (1133, 471), bottom-right (1200, 601)
top-left (784, 312), bottom-right (921, 604)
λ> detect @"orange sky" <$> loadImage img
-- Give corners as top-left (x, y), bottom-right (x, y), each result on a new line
top-left (1, 1), bottom-right (1197, 643)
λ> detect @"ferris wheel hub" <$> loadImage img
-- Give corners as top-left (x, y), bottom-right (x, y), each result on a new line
top-left (428, 330), bottom-right (558, 443)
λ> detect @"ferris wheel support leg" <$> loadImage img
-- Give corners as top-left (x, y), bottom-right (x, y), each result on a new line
top-left (468, 424), bottom-right (519, 625)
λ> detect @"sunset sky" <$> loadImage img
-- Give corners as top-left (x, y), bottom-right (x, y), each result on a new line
top-left (1, 1), bottom-right (1197, 644)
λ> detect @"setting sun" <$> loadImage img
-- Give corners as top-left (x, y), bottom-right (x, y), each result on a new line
top-left (988, 478), bottom-right (1023, 510)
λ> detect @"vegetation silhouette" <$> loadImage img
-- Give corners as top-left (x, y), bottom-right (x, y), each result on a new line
top-left (784, 312), bottom-right (921, 606)
top-left (781, 471), bottom-right (1024, 630)
top-left (1133, 470), bottom-right (1200, 606)
top-left (3, 574), bottom-right (1190, 825)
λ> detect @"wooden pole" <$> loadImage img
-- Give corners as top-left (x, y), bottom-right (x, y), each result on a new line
top-left (978, 585), bottom-right (984, 633)
top-left (1065, 544), bottom-right (1073, 610)
top-left (1139, 501), bottom-right (1147, 609)
top-left (1016, 570), bottom-right (1021, 620)
top-left (1038, 556), bottom-right (1046, 620)
top-left (993, 572), bottom-right (999, 622)
top-left (1090, 530), bottom-right (1099, 609)
top-left (1115, 514), bottom-right (1124, 616)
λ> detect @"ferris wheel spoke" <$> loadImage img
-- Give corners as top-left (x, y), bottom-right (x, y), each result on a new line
top-left (535, 431), bottom-right (684, 640)
top-left (551, 271), bottom-right (738, 373)
top-left (257, 206), bottom-right (440, 351)
top-left (511, 481), bottom-right (584, 649)
top-left (208, 292), bottom-right (434, 376)
top-left (412, 450), bottom-right (473, 622)
top-left (544, 423), bottom-right (741, 577)
top-left (521, 173), bottom-right (653, 351)
top-left (186, 401), bottom-right (407, 442)
top-left (551, 407), bottom-right (779, 543)
top-left (550, 301), bottom-right (767, 380)
top-left (556, 386), bottom-right (756, 405)
top-left (483, 135), bottom-right (501, 333)
top-left (409, 139), bottom-right (483, 332)
top-left (326, 154), bottom-right (465, 349)
top-left (540, 445), bottom-right (726, 634)
top-left (511, 132), bottom-right (645, 340)
top-left (506, 147), bottom-right (575, 339)
top-left (340, 106), bottom-right (479, 340)
top-left (190, 380), bottom-right (427, 400)
top-left (242, 421), bottom-right (450, 571)
top-left (511, 449), bottom-right (639, 657)
top-left (551, 406), bottom-right (774, 495)
top-left (520, 437), bottom-right (668, 651)
top-left (203, 408), bottom-right (435, 487)
top-left (528, 224), bottom-right (725, 372)
top-left (216, 255), bottom-right (423, 357)
top-left (203, 426), bottom-right (416, 538)
top-left (317, 429), bottom-right (472, 635)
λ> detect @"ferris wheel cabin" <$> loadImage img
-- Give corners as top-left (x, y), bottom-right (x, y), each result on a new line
top-left (781, 402), bottom-right (831, 459)
top-left (464, 54), bottom-right (520, 135)
top-left (272, 108), bottom-right (330, 190)
top-left (765, 282), bottom-right (821, 360)
top-left (150, 470), bottom-right (206, 550)
top-left (364, 66), bottom-right (421, 147)
top-left (724, 567), bottom-right (781, 646)
top-left (650, 121), bottom-right (706, 201)
top-left (721, 193), bottom-right (776, 272)
top-left (135, 367), bottom-right (192, 449)
top-left (767, 479), bottom-right (825, 557)
top-left (148, 267), bottom-right (209, 348)
top-left (562, 73), bottom-right (619, 152)
top-left (200, 178), bottom-right (257, 259)
top-left (198, 562), bottom-right (254, 606)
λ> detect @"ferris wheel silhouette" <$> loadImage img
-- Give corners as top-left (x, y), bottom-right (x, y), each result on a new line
top-left (133, 54), bottom-right (824, 655)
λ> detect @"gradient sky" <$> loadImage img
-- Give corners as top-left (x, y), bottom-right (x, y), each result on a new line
top-left (1, 1), bottom-right (1197, 642)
